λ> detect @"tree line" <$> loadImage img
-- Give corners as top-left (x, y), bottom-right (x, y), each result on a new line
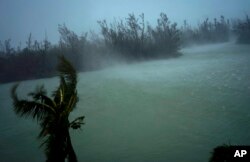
top-left (1, 13), bottom-right (249, 83)
top-left (181, 16), bottom-right (230, 45)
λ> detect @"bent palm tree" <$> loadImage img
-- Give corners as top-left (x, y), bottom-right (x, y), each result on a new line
top-left (11, 56), bottom-right (84, 162)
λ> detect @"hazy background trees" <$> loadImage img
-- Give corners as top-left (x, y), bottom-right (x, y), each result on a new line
top-left (233, 15), bottom-right (250, 44)
top-left (0, 13), bottom-right (247, 83)
top-left (180, 15), bottom-right (231, 46)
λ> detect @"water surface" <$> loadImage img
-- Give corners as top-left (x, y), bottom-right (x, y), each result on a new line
top-left (1, 42), bottom-right (250, 161)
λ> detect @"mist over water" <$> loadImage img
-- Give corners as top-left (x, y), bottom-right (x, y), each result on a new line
top-left (1, 42), bottom-right (250, 161)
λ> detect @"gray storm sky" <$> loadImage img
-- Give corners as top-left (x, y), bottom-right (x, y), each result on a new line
top-left (1, 0), bottom-right (250, 46)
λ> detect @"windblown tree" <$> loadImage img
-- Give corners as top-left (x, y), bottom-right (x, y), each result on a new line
top-left (11, 56), bottom-right (84, 162)
top-left (147, 13), bottom-right (180, 56)
top-left (98, 13), bottom-right (181, 60)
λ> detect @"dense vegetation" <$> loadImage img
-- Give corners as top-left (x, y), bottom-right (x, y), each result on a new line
top-left (233, 15), bottom-right (250, 44)
top-left (0, 13), bottom-right (248, 83)
top-left (181, 16), bottom-right (230, 46)
top-left (98, 13), bottom-right (180, 59)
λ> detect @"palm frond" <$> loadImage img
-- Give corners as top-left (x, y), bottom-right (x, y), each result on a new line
top-left (11, 84), bottom-right (56, 121)
top-left (28, 85), bottom-right (56, 108)
top-left (13, 100), bottom-right (55, 120)
top-left (57, 55), bottom-right (77, 91)
top-left (64, 91), bottom-right (78, 114)
top-left (11, 83), bottom-right (20, 102)
top-left (69, 116), bottom-right (85, 130)
top-left (53, 76), bottom-right (66, 107)
top-left (28, 85), bottom-right (47, 99)
top-left (54, 56), bottom-right (79, 111)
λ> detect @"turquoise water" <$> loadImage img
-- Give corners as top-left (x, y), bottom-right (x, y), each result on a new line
top-left (1, 42), bottom-right (250, 161)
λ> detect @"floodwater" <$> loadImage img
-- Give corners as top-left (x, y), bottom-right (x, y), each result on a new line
top-left (0, 42), bottom-right (250, 161)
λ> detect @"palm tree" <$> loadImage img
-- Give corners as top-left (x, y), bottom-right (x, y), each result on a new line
top-left (11, 56), bottom-right (84, 162)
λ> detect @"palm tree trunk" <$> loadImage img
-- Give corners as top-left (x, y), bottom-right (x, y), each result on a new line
top-left (46, 134), bottom-right (66, 162)
top-left (66, 129), bottom-right (78, 162)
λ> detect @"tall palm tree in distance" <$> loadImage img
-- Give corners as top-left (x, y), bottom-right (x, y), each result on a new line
top-left (11, 56), bottom-right (84, 162)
